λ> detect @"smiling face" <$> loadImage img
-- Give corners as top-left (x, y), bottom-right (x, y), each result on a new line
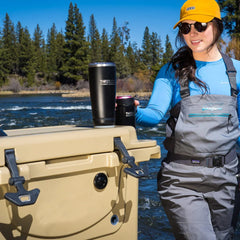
top-left (182, 20), bottom-right (221, 61)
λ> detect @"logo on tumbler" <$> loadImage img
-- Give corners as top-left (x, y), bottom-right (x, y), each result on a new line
top-left (126, 112), bottom-right (135, 117)
top-left (100, 79), bottom-right (115, 85)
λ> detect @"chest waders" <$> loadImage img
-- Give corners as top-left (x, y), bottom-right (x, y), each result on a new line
top-left (158, 53), bottom-right (239, 240)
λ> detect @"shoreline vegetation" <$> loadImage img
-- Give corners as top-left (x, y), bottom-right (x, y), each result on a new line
top-left (0, 90), bottom-right (152, 98)
top-left (0, 3), bottom-right (175, 93)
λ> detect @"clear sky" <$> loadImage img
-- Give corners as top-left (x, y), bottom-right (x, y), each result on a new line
top-left (1, 0), bottom-right (187, 49)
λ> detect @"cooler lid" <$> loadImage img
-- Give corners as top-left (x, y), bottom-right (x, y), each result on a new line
top-left (0, 125), bottom-right (158, 166)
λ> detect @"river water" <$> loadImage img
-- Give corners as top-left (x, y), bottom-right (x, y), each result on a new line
top-left (0, 94), bottom-right (239, 239)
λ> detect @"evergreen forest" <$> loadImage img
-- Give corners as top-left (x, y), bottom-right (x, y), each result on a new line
top-left (0, 1), bottom-right (239, 92)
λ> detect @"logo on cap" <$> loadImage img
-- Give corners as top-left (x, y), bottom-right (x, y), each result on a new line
top-left (186, 6), bottom-right (195, 11)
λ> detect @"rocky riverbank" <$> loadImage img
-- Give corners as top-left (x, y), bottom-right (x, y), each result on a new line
top-left (0, 90), bottom-right (152, 98)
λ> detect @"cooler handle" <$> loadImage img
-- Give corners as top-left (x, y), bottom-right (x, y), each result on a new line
top-left (114, 137), bottom-right (148, 178)
top-left (4, 149), bottom-right (40, 206)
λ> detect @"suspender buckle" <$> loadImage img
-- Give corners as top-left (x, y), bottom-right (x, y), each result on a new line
top-left (208, 155), bottom-right (225, 167)
top-left (231, 88), bottom-right (238, 98)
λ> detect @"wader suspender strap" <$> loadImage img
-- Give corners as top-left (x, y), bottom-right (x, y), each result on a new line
top-left (221, 52), bottom-right (238, 97)
top-left (179, 82), bottom-right (190, 98)
top-left (179, 53), bottom-right (238, 98)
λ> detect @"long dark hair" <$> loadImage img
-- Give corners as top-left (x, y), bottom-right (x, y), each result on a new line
top-left (169, 18), bottom-right (224, 93)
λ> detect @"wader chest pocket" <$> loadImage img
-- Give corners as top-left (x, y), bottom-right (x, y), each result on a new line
top-left (173, 95), bottom-right (239, 157)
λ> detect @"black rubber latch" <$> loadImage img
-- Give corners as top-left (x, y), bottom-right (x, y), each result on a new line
top-left (4, 149), bottom-right (40, 206)
top-left (114, 137), bottom-right (148, 178)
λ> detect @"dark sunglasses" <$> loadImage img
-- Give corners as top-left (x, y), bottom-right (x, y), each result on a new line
top-left (178, 21), bottom-right (212, 35)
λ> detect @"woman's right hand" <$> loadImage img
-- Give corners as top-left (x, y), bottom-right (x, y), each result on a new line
top-left (134, 100), bottom-right (140, 112)
top-left (134, 100), bottom-right (140, 107)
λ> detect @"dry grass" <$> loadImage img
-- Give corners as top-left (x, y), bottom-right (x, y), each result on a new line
top-left (0, 90), bottom-right (152, 98)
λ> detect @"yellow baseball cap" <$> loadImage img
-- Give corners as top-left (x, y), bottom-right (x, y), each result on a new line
top-left (173, 0), bottom-right (221, 29)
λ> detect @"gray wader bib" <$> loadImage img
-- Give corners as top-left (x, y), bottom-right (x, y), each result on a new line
top-left (158, 53), bottom-right (240, 240)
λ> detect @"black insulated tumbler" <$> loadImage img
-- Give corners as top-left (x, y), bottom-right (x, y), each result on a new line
top-left (88, 62), bottom-right (116, 128)
top-left (115, 96), bottom-right (136, 127)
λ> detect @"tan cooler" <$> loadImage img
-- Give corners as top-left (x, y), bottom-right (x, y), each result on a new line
top-left (0, 125), bottom-right (160, 239)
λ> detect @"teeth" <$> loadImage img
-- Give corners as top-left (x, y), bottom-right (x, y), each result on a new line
top-left (192, 40), bottom-right (201, 43)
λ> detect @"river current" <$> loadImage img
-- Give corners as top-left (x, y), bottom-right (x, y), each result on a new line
top-left (0, 94), bottom-right (239, 239)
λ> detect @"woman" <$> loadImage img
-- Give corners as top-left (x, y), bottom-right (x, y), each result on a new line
top-left (135, 0), bottom-right (240, 239)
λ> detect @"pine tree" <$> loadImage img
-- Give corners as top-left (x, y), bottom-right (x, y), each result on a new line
top-left (55, 31), bottom-right (65, 73)
top-left (88, 14), bottom-right (101, 62)
top-left (61, 2), bottom-right (89, 84)
top-left (141, 27), bottom-right (164, 81)
top-left (33, 24), bottom-right (47, 74)
top-left (109, 17), bottom-right (121, 62)
top-left (0, 36), bottom-right (8, 84)
top-left (218, 0), bottom-right (240, 37)
top-left (15, 21), bottom-right (34, 77)
top-left (150, 32), bottom-right (163, 66)
top-left (126, 42), bottom-right (140, 74)
top-left (141, 27), bottom-right (152, 69)
top-left (150, 32), bottom-right (163, 82)
top-left (46, 23), bottom-right (58, 74)
top-left (162, 35), bottom-right (174, 65)
top-left (61, 2), bottom-right (75, 83)
top-left (46, 24), bottom-right (66, 82)
top-left (101, 28), bottom-right (110, 62)
top-left (15, 21), bottom-right (22, 74)
top-left (109, 17), bottom-right (129, 78)
top-left (1, 13), bottom-right (17, 76)
top-left (73, 3), bottom-right (89, 82)
top-left (120, 21), bottom-right (130, 46)
top-left (218, 0), bottom-right (240, 59)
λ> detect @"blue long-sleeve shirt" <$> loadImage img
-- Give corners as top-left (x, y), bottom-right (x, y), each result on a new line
top-left (135, 57), bottom-right (240, 144)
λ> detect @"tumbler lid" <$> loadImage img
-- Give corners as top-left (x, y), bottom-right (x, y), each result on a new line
top-left (116, 96), bottom-right (134, 105)
top-left (116, 96), bottom-right (132, 100)
top-left (89, 62), bottom-right (116, 68)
